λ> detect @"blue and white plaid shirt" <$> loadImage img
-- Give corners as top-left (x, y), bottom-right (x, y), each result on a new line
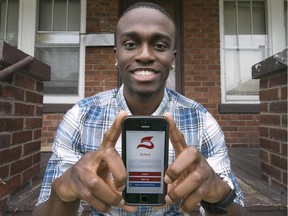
top-left (37, 85), bottom-right (244, 215)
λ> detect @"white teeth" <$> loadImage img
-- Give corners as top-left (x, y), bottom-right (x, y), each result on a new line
top-left (134, 70), bottom-right (154, 76)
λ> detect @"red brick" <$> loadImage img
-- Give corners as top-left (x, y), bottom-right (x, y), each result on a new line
top-left (260, 138), bottom-right (281, 153)
top-left (270, 101), bottom-right (287, 113)
top-left (259, 126), bottom-right (269, 138)
top-left (0, 85), bottom-right (24, 101)
top-left (0, 133), bottom-right (11, 149)
top-left (36, 81), bottom-right (43, 92)
top-left (260, 77), bottom-right (269, 89)
top-left (269, 73), bottom-right (287, 88)
top-left (10, 156), bottom-right (33, 176)
top-left (0, 118), bottom-right (23, 132)
top-left (25, 117), bottom-right (42, 129)
top-left (33, 129), bottom-right (42, 140)
top-left (0, 165), bottom-right (9, 180)
top-left (282, 114), bottom-right (287, 127)
top-left (260, 149), bottom-right (269, 163)
top-left (270, 128), bottom-right (287, 142)
top-left (0, 146), bottom-right (21, 164)
top-left (26, 90), bottom-right (43, 104)
top-left (23, 140), bottom-right (41, 155)
top-left (22, 164), bottom-right (39, 183)
top-left (14, 73), bottom-right (36, 91)
top-left (0, 175), bottom-right (21, 198)
top-left (15, 102), bottom-right (35, 116)
top-left (260, 88), bottom-right (279, 101)
top-left (270, 153), bottom-right (287, 170)
top-left (281, 143), bottom-right (287, 156)
top-left (281, 86), bottom-right (287, 99)
top-left (36, 105), bottom-right (43, 116)
top-left (261, 162), bottom-right (281, 180)
top-left (260, 114), bottom-right (281, 126)
top-left (0, 101), bottom-right (12, 115)
top-left (12, 130), bottom-right (32, 145)
top-left (33, 152), bottom-right (41, 165)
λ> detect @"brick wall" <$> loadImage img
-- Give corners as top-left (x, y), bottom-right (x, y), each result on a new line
top-left (252, 50), bottom-right (287, 195)
top-left (0, 41), bottom-right (50, 212)
top-left (41, 0), bottom-right (260, 148)
top-left (182, 0), bottom-right (260, 147)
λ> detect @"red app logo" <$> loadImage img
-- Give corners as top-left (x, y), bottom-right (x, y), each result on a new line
top-left (137, 136), bottom-right (154, 149)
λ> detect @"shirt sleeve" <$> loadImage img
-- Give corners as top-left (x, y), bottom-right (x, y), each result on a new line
top-left (203, 112), bottom-right (244, 206)
top-left (35, 104), bottom-right (83, 206)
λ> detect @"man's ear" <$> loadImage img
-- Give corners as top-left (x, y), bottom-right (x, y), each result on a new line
top-left (173, 50), bottom-right (177, 61)
top-left (114, 47), bottom-right (118, 64)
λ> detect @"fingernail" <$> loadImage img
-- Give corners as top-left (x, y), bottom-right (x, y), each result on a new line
top-left (117, 198), bottom-right (125, 207)
top-left (117, 184), bottom-right (126, 192)
top-left (164, 175), bottom-right (173, 184)
top-left (165, 195), bottom-right (172, 204)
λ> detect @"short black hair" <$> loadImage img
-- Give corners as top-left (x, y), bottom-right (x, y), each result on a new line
top-left (119, 2), bottom-right (176, 28)
top-left (115, 2), bottom-right (177, 46)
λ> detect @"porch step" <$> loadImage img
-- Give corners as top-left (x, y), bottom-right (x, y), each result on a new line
top-left (3, 149), bottom-right (288, 215)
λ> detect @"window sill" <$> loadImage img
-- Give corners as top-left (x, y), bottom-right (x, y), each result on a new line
top-left (218, 104), bottom-right (260, 114)
top-left (43, 104), bottom-right (73, 113)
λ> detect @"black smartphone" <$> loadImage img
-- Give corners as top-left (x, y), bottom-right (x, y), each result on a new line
top-left (122, 116), bottom-right (169, 206)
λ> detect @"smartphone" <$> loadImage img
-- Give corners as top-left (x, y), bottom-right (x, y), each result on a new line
top-left (122, 116), bottom-right (169, 205)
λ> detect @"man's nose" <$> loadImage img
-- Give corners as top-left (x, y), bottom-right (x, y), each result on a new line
top-left (136, 44), bottom-right (155, 63)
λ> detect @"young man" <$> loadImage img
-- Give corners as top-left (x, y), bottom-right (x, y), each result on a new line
top-left (32, 2), bottom-right (247, 216)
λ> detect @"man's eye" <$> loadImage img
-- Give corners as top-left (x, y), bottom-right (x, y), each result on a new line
top-left (124, 42), bottom-right (137, 49)
top-left (154, 43), bottom-right (167, 51)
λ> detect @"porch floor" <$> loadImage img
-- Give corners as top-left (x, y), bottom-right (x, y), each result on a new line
top-left (4, 148), bottom-right (287, 215)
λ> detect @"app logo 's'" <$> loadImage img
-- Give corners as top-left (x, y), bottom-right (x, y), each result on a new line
top-left (137, 136), bottom-right (154, 149)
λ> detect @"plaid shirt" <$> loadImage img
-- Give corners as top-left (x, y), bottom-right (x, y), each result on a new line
top-left (37, 85), bottom-right (244, 215)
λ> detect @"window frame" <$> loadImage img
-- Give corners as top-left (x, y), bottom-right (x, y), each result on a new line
top-left (219, 0), bottom-right (286, 105)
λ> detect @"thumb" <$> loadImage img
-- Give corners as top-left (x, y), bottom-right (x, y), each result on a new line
top-left (163, 112), bottom-right (186, 157)
top-left (101, 110), bottom-right (127, 148)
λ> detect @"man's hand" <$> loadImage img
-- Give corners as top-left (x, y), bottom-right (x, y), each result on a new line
top-left (52, 111), bottom-right (135, 213)
top-left (163, 112), bottom-right (230, 213)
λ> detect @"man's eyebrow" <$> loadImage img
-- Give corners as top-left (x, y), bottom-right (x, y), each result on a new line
top-left (120, 31), bottom-right (173, 41)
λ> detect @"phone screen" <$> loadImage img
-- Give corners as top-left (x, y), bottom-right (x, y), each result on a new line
top-left (126, 130), bottom-right (165, 194)
top-left (122, 116), bottom-right (168, 205)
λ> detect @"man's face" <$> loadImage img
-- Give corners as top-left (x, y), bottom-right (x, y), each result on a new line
top-left (115, 7), bottom-right (177, 98)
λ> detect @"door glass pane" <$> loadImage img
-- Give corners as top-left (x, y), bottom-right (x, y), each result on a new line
top-left (54, 0), bottom-right (67, 30)
top-left (39, 0), bottom-right (52, 31)
top-left (68, 0), bottom-right (80, 30)
top-left (0, 0), bottom-right (19, 46)
top-left (238, 1), bottom-right (251, 34)
top-left (224, 2), bottom-right (237, 35)
top-left (253, 2), bottom-right (266, 34)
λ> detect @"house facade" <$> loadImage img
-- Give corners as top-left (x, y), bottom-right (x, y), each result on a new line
top-left (1, 0), bottom-right (287, 195)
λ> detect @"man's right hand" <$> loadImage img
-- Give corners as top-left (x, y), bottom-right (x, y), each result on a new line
top-left (33, 111), bottom-right (137, 216)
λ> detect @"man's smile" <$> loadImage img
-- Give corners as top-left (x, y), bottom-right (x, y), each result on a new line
top-left (133, 70), bottom-right (157, 76)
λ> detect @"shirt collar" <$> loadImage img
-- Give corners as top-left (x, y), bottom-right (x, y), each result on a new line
top-left (117, 85), bottom-right (169, 116)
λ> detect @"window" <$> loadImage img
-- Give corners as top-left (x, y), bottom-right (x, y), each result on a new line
top-left (35, 0), bottom-right (85, 104)
top-left (0, 0), bottom-right (19, 46)
top-left (220, 0), bottom-right (287, 103)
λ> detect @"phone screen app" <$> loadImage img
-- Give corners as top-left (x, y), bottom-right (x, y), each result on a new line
top-left (126, 130), bottom-right (165, 194)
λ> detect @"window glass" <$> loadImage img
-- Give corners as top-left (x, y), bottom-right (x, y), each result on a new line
top-left (0, 0), bottom-right (19, 46)
top-left (36, 0), bottom-right (80, 96)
